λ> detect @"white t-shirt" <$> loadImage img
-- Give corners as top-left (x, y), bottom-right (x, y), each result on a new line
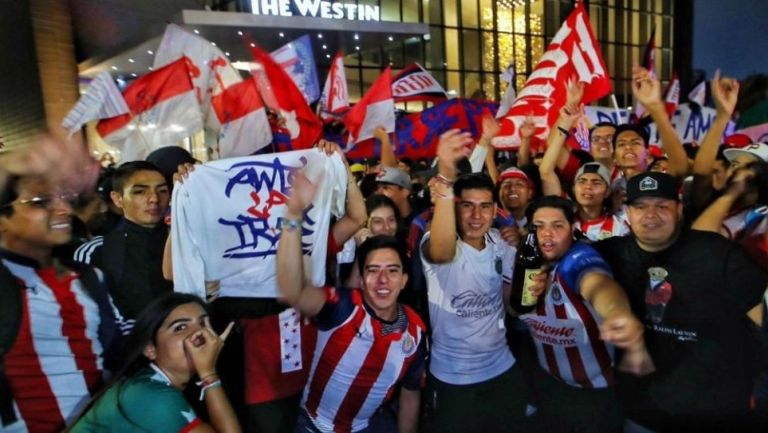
top-left (171, 149), bottom-right (347, 299)
top-left (421, 229), bottom-right (516, 385)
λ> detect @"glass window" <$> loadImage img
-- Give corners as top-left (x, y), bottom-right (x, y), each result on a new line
top-left (631, 9), bottom-right (640, 44)
top-left (484, 73), bottom-right (498, 101)
top-left (381, 0), bottom-right (400, 21)
top-left (480, 0), bottom-right (494, 29)
top-left (427, 27), bottom-right (444, 68)
top-left (427, 0), bottom-right (441, 24)
top-left (430, 69), bottom-right (447, 89)
top-left (607, 7), bottom-right (615, 42)
top-left (445, 28), bottom-right (460, 69)
top-left (511, 32), bottom-right (525, 74)
top-left (346, 66), bottom-right (362, 102)
top-left (362, 68), bottom-right (381, 92)
top-left (482, 31), bottom-right (495, 73)
top-left (462, 30), bottom-right (481, 71)
top-left (385, 42), bottom-right (404, 68)
top-left (444, 0), bottom-right (458, 26)
top-left (464, 72), bottom-right (482, 99)
top-left (497, 4), bottom-right (513, 33)
top-left (530, 0), bottom-right (544, 35)
top-left (447, 71), bottom-right (461, 95)
top-left (403, 0), bottom-right (419, 23)
top-left (462, 0), bottom-right (479, 28)
top-left (404, 37), bottom-right (423, 65)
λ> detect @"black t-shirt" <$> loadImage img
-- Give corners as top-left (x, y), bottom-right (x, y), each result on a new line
top-left (594, 229), bottom-right (768, 431)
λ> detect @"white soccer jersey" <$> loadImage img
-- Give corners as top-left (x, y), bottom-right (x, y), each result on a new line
top-left (171, 149), bottom-right (347, 299)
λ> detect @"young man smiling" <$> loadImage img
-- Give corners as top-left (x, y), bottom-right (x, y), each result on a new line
top-left (0, 176), bottom-right (118, 433)
top-left (420, 130), bottom-right (527, 433)
top-left (277, 172), bottom-right (425, 433)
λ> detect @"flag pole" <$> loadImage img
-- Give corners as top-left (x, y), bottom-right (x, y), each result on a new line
top-left (610, 94), bottom-right (624, 125)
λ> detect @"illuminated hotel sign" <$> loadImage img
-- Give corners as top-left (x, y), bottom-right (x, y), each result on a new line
top-left (250, 0), bottom-right (381, 21)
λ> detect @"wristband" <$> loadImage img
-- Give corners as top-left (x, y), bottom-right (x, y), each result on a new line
top-left (197, 379), bottom-right (222, 401)
top-left (282, 217), bottom-right (303, 232)
top-left (556, 126), bottom-right (570, 137)
top-left (433, 190), bottom-right (455, 201)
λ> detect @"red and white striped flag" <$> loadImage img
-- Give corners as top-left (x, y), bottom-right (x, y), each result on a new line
top-left (211, 78), bottom-right (273, 158)
top-left (318, 53), bottom-right (349, 121)
top-left (96, 57), bottom-right (204, 162)
top-left (153, 24), bottom-right (242, 131)
top-left (493, 3), bottom-right (611, 149)
top-left (343, 66), bottom-right (395, 148)
top-left (391, 63), bottom-right (447, 103)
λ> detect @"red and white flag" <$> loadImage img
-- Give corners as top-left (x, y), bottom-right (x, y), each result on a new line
top-left (493, 3), bottom-right (611, 149)
top-left (318, 53), bottom-right (349, 121)
top-left (663, 72), bottom-right (681, 117)
top-left (249, 44), bottom-right (322, 150)
top-left (96, 57), bottom-right (204, 162)
top-left (343, 66), bottom-right (395, 148)
top-left (153, 24), bottom-right (242, 130)
top-left (211, 78), bottom-right (273, 158)
top-left (391, 63), bottom-right (447, 103)
top-left (688, 80), bottom-right (707, 106)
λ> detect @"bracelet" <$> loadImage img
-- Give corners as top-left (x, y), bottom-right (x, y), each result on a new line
top-left (433, 190), bottom-right (455, 201)
top-left (197, 379), bottom-right (222, 401)
top-left (282, 217), bottom-right (302, 232)
top-left (556, 126), bottom-right (570, 137)
top-left (434, 174), bottom-right (455, 186)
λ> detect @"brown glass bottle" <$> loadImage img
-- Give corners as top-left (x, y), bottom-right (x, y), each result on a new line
top-left (511, 227), bottom-right (543, 313)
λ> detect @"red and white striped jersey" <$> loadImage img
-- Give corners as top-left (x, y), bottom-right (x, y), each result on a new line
top-left (521, 242), bottom-right (615, 389)
top-left (574, 213), bottom-right (630, 242)
top-left (2, 257), bottom-right (105, 433)
top-left (302, 288), bottom-right (426, 433)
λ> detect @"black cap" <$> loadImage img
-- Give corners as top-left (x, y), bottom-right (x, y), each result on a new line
top-left (626, 172), bottom-right (680, 203)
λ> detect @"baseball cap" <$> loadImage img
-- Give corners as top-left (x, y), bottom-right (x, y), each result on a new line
top-left (575, 162), bottom-right (611, 186)
top-left (723, 142), bottom-right (768, 163)
top-left (376, 167), bottom-right (411, 190)
top-left (498, 166), bottom-right (532, 186)
top-left (350, 163), bottom-right (365, 173)
top-left (626, 172), bottom-right (680, 204)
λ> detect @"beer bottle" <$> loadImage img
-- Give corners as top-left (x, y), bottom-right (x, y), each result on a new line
top-left (511, 226), bottom-right (543, 313)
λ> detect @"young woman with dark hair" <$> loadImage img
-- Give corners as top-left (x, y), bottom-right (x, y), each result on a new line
top-left (69, 293), bottom-right (240, 433)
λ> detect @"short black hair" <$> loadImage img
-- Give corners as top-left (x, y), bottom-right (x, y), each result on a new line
top-left (0, 175), bottom-right (23, 218)
top-left (589, 121), bottom-right (616, 140)
top-left (613, 124), bottom-right (650, 148)
top-left (356, 235), bottom-right (408, 276)
top-left (112, 161), bottom-right (164, 195)
top-left (526, 195), bottom-right (576, 225)
top-left (453, 172), bottom-right (495, 197)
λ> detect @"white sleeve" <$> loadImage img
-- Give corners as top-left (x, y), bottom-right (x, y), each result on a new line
top-left (329, 152), bottom-right (347, 218)
top-left (469, 144), bottom-right (488, 173)
top-left (171, 177), bottom-right (206, 299)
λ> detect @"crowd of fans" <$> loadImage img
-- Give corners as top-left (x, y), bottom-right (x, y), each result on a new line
top-left (1, 65), bottom-right (767, 433)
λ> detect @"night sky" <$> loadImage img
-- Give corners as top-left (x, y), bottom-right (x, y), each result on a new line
top-left (693, 0), bottom-right (768, 80)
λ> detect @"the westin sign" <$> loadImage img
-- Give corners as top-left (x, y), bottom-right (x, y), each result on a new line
top-left (250, 0), bottom-right (381, 21)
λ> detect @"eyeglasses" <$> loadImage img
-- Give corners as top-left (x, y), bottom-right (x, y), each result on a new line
top-left (2, 193), bottom-right (79, 210)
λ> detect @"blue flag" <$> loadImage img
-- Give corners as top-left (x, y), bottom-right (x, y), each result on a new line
top-left (271, 35), bottom-right (321, 104)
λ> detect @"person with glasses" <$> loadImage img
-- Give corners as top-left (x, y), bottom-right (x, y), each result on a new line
top-left (73, 161), bottom-right (173, 336)
top-left (0, 175), bottom-right (119, 433)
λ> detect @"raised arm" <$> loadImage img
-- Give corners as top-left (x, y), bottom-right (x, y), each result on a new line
top-left (276, 171), bottom-right (328, 317)
top-left (316, 140), bottom-right (368, 245)
top-left (692, 169), bottom-right (752, 234)
top-left (474, 115), bottom-right (500, 182)
top-left (691, 71), bottom-right (739, 209)
top-left (632, 65), bottom-right (688, 177)
top-left (540, 81), bottom-right (584, 196)
top-left (426, 130), bottom-right (472, 263)
top-left (375, 126), bottom-right (398, 168)
top-left (515, 117), bottom-right (535, 167)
